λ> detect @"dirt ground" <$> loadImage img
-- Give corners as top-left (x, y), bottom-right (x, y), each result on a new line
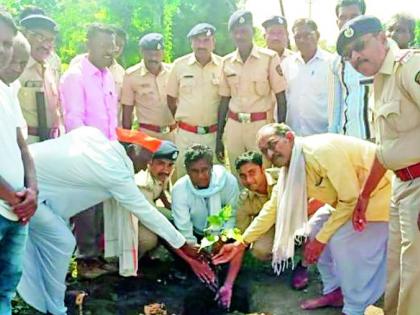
top-left (13, 254), bottom-right (344, 315)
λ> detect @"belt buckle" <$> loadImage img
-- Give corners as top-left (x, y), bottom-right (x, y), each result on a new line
top-left (197, 126), bottom-right (208, 135)
top-left (160, 126), bottom-right (170, 134)
top-left (238, 112), bottom-right (251, 123)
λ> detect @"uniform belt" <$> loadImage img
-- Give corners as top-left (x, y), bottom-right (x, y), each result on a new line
top-left (395, 162), bottom-right (420, 181)
top-left (228, 110), bottom-right (267, 123)
top-left (139, 123), bottom-right (177, 134)
top-left (178, 121), bottom-right (217, 135)
top-left (28, 126), bottom-right (58, 138)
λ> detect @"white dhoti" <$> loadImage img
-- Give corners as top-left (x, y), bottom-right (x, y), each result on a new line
top-left (17, 203), bottom-right (76, 315)
top-left (308, 206), bottom-right (388, 315)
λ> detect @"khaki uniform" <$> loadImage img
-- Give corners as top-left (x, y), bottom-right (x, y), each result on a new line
top-left (121, 61), bottom-right (175, 141)
top-left (371, 42), bottom-right (420, 315)
top-left (237, 168), bottom-right (279, 261)
top-left (109, 60), bottom-right (125, 127)
top-left (219, 46), bottom-right (287, 168)
top-left (18, 56), bottom-right (63, 144)
top-left (166, 53), bottom-right (222, 176)
top-left (135, 169), bottom-right (172, 258)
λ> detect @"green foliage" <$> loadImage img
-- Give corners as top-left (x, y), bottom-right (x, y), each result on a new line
top-left (199, 204), bottom-right (243, 251)
top-left (1, 0), bottom-right (238, 67)
top-left (415, 19), bottom-right (420, 48)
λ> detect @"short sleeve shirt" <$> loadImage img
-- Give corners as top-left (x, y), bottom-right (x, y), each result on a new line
top-left (121, 61), bottom-right (174, 126)
top-left (166, 53), bottom-right (222, 126)
top-left (219, 46), bottom-right (287, 113)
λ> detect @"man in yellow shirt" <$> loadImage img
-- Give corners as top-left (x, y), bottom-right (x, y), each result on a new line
top-left (214, 123), bottom-right (391, 315)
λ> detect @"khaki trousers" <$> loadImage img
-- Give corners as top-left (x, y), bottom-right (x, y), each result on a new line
top-left (138, 207), bottom-right (172, 259)
top-left (250, 227), bottom-right (275, 261)
top-left (384, 177), bottom-right (420, 315)
top-left (224, 118), bottom-right (270, 174)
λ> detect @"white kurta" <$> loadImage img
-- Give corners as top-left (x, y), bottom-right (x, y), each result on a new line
top-left (18, 127), bottom-right (185, 314)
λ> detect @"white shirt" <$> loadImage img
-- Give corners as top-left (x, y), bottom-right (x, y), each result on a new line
top-left (281, 48), bottom-right (332, 136)
top-left (0, 80), bottom-right (25, 221)
top-left (29, 127), bottom-right (185, 248)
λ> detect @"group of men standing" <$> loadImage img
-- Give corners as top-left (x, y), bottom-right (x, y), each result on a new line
top-left (0, 1), bottom-right (419, 315)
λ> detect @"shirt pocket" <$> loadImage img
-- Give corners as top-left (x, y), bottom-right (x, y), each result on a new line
top-left (180, 76), bottom-right (195, 94)
top-left (375, 100), bottom-right (400, 140)
top-left (254, 79), bottom-right (270, 96)
top-left (226, 74), bottom-right (239, 96)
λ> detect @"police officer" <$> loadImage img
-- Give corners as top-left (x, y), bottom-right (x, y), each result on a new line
top-left (167, 23), bottom-right (222, 177)
top-left (121, 33), bottom-right (175, 141)
top-left (339, 16), bottom-right (420, 315)
top-left (135, 140), bottom-right (178, 259)
top-left (216, 10), bottom-right (287, 170)
top-left (262, 15), bottom-right (293, 62)
top-left (19, 14), bottom-right (63, 144)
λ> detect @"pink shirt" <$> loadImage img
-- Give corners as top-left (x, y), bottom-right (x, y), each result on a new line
top-left (60, 55), bottom-right (117, 140)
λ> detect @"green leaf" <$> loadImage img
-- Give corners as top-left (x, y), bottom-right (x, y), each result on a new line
top-left (207, 215), bottom-right (223, 227)
top-left (219, 204), bottom-right (232, 221)
top-left (199, 235), bottom-right (219, 250)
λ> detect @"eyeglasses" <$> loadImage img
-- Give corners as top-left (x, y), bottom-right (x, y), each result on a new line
top-left (27, 30), bottom-right (56, 44)
top-left (343, 35), bottom-right (374, 61)
top-left (293, 31), bottom-right (315, 41)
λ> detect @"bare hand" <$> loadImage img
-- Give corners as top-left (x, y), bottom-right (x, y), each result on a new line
top-left (13, 188), bottom-right (38, 223)
top-left (180, 243), bottom-right (211, 263)
top-left (212, 242), bottom-right (247, 265)
top-left (303, 239), bottom-right (326, 265)
top-left (215, 139), bottom-right (225, 163)
top-left (215, 283), bottom-right (233, 310)
top-left (187, 256), bottom-right (217, 289)
top-left (352, 195), bottom-right (369, 232)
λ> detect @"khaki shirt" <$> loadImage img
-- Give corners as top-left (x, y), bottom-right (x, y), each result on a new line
top-left (121, 61), bottom-right (174, 126)
top-left (219, 46), bottom-right (287, 114)
top-left (18, 56), bottom-right (62, 143)
top-left (135, 168), bottom-right (169, 205)
top-left (279, 48), bottom-right (294, 62)
top-left (166, 53), bottom-right (222, 126)
top-left (243, 134), bottom-right (392, 245)
top-left (236, 168), bottom-right (279, 232)
top-left (373, 41), bottom-right (420, 170)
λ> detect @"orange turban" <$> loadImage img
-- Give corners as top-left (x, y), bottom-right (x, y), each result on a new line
top-left (116, 128), bottom-right (162, 153)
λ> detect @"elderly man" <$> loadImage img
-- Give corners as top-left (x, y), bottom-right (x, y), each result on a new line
top-left (214, 123), bottom-right (392, 315)
top-left (135, 140), bottom-right (178, 259)
top-left (281, 18), bottom-right (332, 136)
top-left (328, 0), bottom-right (374, 140)
top-left (172, 144), bottom-right (239, 245)
top-left (122, 33), bottom-right (175, 140)
top-left (262, 15), bottom-right (293, 61)
top-left (17, 127), bottom-right (215, 315)
top-left (337, 16), bottom-right (420, 315)
top-left (216, 10), bottom-right (287, 168)
top-left (167, 23), bottom-right (222, 177)
top-left (19, 14), bottom-right (63, 144)
top-left (0, 16), bottom-right (38, 314)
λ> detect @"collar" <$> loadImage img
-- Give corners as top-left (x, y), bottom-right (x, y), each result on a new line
top-left (246, 168), bottom-right (279, 198)
top-left (82, 55), bottom-right (107, 76)
top-left (378, 39), bottom-right (399, 76)
top-left (26, 56), bottom-right (46, 71)
top-left (295, 48), bottom-right (326, 64)
top-left (139, 60), bottom-right (167, 77)
top-left (187, 53), bottom-right (220, 66)
top-left (232, 45), bottom-right (260, 63)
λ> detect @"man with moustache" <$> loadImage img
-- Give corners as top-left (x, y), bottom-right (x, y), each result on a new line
top-left (328, 0), bottom-right (374, 140)
top-left (338, 16), bottom-right (420, 314)
top-left (134, 140), bottom-right (179, 259)
top-left (216, 10), bottom-right (287, 170)
top-left (122, 33), bottom-right (176, 141)
top-left (281, 18), bottom-right (332, 136)
top-left (262, 15), bottom-right (293, 62)
top-left (19, 14), bottom-right (63, 144)
top-left (17, 127), bottom-right (215, 315)
top-left (60, 23), bottom-right (118, 278)
top-left (214, 123), bottom-right (391, 314)
top-left (167, 23), bottom-right (222, 177)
